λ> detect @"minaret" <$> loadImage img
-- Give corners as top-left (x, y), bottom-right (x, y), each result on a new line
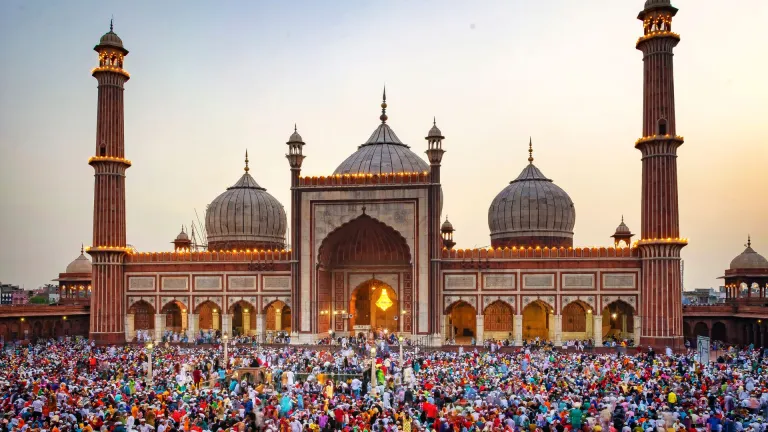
top-left (635, 0), bottom-right (686, 350)
top-left (87, 21), bottom-right (131, 344)
top-left (425, 116), bottom-right (445, 339)
top-left (286, 124), bottom-right (305, 338)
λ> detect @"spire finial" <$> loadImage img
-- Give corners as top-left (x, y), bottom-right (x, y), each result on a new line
top-left (433, 116), bottom-right (436, 127)
top-left (380, 85), bottom-right (388, 123)
top-left (294, 123), bottom-right (297, 133)
top-left (528, 137), bottom-right (534, 163)
top-left (621, 215), bottom-right (624, 223)
top-left (110, 16), bottom-right (114, 32)
top-left (81, 244), bottom-right (84, 255)
top-left (748, 235), bottom-right (751, 248)
top-left (244, 150), bottom-right (250, 173)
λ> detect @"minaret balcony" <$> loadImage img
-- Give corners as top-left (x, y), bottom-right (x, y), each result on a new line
top-left (91, 66), bottom-right (131, 79)
top-left (636, 30), bottom-right (680, 47)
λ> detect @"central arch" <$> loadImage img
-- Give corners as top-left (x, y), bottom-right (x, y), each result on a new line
top-left (316, 214), bottom-right (413, 336)
top-left (349, 279), bottom-right (398, 334)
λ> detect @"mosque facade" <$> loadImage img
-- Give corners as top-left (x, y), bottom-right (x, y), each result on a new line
top-left (83, 1), bottom-right (690, 349)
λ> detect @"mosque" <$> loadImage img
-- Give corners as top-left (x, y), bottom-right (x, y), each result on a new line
top-left (76, 1), bottom-right (697, 348)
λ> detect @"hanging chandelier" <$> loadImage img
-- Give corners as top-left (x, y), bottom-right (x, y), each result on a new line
top-left (375, 288), bottom-right (394, 311)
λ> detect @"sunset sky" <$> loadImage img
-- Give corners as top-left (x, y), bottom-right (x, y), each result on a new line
top-left (1, 0), bottom-right (766, 291)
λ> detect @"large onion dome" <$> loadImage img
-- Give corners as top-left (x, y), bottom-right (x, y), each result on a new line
top-left (488, 139), bottom-right (575, 248)
top-left (333, 89), bottom-right (429, 175)
top-left (65, 247), bottom-right (92, 274)
top-left (205, 152), bottom-right (287, 251)
top-left (729, 237), bottom-right (768, 270)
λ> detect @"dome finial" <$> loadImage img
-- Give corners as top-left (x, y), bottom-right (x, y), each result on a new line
top-left (528, 137), bottom-right (534, 164)
top-left (748, 234), bottom-right (751, 248)
top-left (110, 16), bottom-right (114, 32)
top-left (244, 150), bottom-right (250, 173)
top-left (433, 116), bottom-right (436, 127)
top-left (81, 243), bottom-right (84, 255)
top-left (380, 85), bottom-right (388, 123)
top-left (294, 123), bottom-right (297, 133)
top-left (621, 215), bottom-right (624, 223)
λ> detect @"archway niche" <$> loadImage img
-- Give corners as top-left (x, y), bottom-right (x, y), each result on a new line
top-left (128, 300), bottom-right (155, 332)
top-left (693, 321), bottom-right (709, 339)
top-left (265, 300), bottom-right (291, 333)
top-left (602, 300), bottom-right (635, 342)
top-left (350, 279), bottom-right (398, 334)
top-left (711, 321), bottom-right (727, 343)
top-left (483, 300), bottom-right (514, 340)
top-left (161, 300), bottom-right (186, 333)
top-left (445, 301), bottom-right (476, 344)
top-left (196, 301), bottom-right (222, 332)
top-left (562, 300), bottom-right (590, 340)
top-left (522, 300), bottom-right (551, 341)
top-left (229, 300), bottom-right (256, 336)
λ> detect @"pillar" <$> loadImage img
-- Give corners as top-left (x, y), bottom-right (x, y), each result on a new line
top-left (621, 315), bottom-right (628, 339)
top-left (548, 311), bottom-right (555, 341)
top-left (212, 309), bottom-right (220, 331)
top-left (255, 314), bottom-right (264, 338)
top-left (154, 314), bottom-right (165, 341)
top-left (274, 309), bottom-right (282, 332)
top-left (242, 310), bottom-right (251, 335)
top-left (181, 309), bottom-right (188, 332)
top-left (475, 315), bottom-right (484, 344)
top-left (554, 314), bottom-right (562, 347)
top-left (593, 315), bottom-right (603, 346)
top-left (514, 314), bottom-right (523, 346)
top-left (222, 314), bottom-right (233, 336)
top-left (586, 310), bottom-right (594, 339)
top-left (634, 316), bottom-right (642, 346)
top-left (125, 314), bottom-right (135, 342)
top-left (187, 313), bottom-right (199, 342)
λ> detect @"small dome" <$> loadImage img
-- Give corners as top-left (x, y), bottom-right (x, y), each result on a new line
top-left (613, 217), bottom-right (632, 235)
top-left (99, 31), bottom-right (124, 49)
top-left (645, 0), bottom-right (671, 8)
top-left (66, 251), bottom-right (92, 274)
top-left (175, 228), bottom-right (189, 241)
top-left (730, 239), bottom-right (768, 270)
top-left (205, 157), bottom-right (287, 250)
top-left (288, 125), bottom-right (304, 143)
top-left (488, 141), bottom-right (575, 248)
top-left (427, 118), bottom-right (443, 139)
top-left (441, 218), bottom-right (454, 232)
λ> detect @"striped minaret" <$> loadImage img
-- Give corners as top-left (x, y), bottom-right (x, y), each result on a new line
top-left (635, 1), bottom-right (686, 350)
top-left (87, 21), bottom-right (131, 344)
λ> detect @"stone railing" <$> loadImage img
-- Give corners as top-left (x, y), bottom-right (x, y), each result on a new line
top-left (126, 249), bottom-right (292, 263)
top-left (298, 172), bottom-right (430, 187)
top-left (441, 246), bottom-right (637, 260)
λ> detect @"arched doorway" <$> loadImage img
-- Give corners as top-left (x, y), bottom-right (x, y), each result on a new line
top-left (602, 301), bottom-right (635, 342)
top-left (265, 300), bottom-right (291, 333)
top-left (197, 301), bottom-right (221, 332)
top-left (711, 321), bottom-right (726, 343)
top-left (128, 300), bottom-right (155, 333)
top-left (483, 301), bottom-right (513, 340)
top-left (350, 280), bottom-right (398, 334)
top-left (229, 301), bottom-right (256, 336)
top-left (562, 301), bottom-right (589, 340)
top-left (161, 301), bottom-right (185, 333)
top-left (683, 321), bottom-right (692, 344)
top-left (445, 301), bottom-right (477, 344)
top-left (317, 213), bottom-right (412, 337)
top-left (522, 300), bottom-right (550, 341)
top-left (693, 322), bottom-right (709, 339)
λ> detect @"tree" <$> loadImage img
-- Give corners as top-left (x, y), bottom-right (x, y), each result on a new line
top-left (29, 296), bottom-right (48, 304)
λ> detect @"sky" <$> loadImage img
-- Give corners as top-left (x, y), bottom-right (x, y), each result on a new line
top-left (1, 0), bottom-right (766, 292)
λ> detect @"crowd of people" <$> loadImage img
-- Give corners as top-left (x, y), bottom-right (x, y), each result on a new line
top-left (1, 336), bottom-right (767, 432)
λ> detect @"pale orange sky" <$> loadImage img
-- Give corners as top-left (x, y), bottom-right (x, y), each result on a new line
top-left (0, 0), bottom-right (766, 291)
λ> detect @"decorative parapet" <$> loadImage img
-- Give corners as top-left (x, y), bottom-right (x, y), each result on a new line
top-left (298, 171), bottom-right (430, 187)
top-left (441, 246), bottom-right (638, 260)
top-left (125, 249), bottom-right (292, 263)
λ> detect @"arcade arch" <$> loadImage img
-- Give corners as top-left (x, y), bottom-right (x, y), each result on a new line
top-left (229, 300), bottom-right (256, 336)
top-left (196, 300), bottom-right (222, 332)
top-left (483, 300), bottom-right (514, 340)
top-left (602, 300), bottom-right (635, 342)
top-left (264, 300), bottom-right (291, 333)
top-left (562, 300), bottom-right (591, 340)
top-left (128, 300), bottom-right (155, 332)
top-left (523, 300), bottom-right (552, 341)
top-left (444, 301), bottom-right (476, 344)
